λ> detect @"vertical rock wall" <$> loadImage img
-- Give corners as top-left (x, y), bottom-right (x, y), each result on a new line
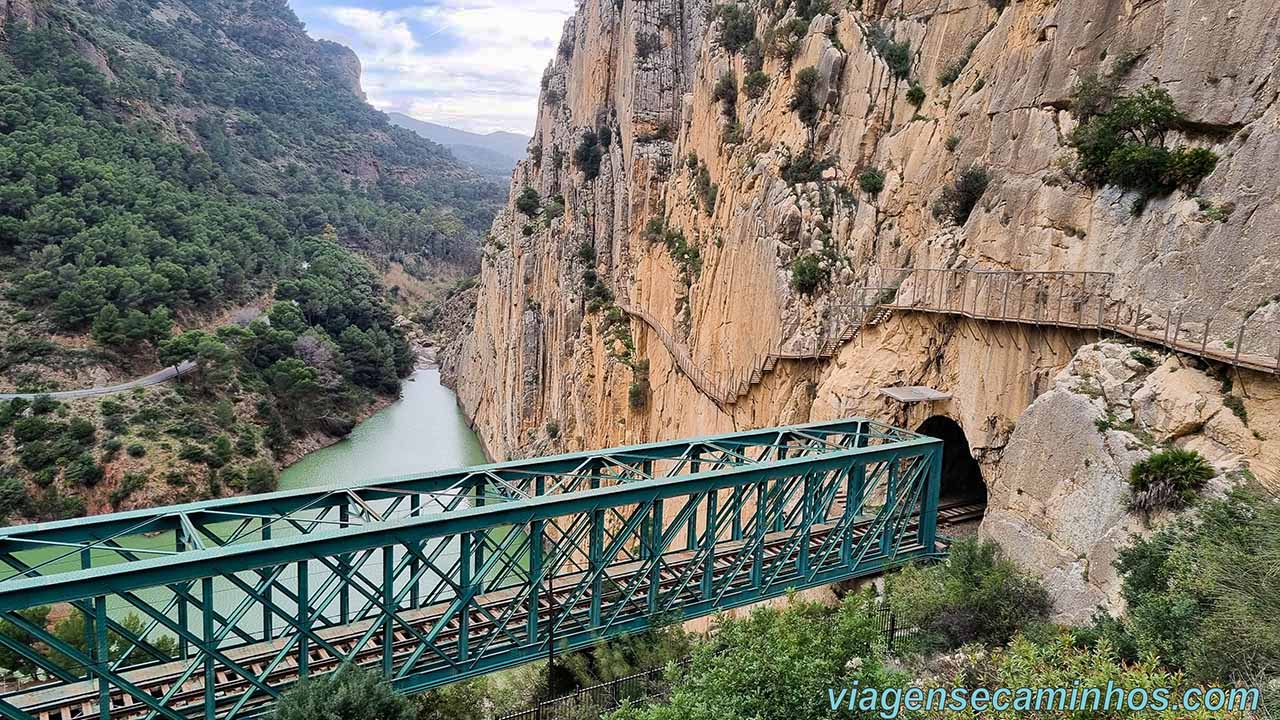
top-left (443, 0), bottom-right (1280, 612)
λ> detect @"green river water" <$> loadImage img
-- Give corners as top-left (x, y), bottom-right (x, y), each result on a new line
top-left (3, 367), bottom-right (493, 644)
top-left (279, 366), bottom-right (488, 489)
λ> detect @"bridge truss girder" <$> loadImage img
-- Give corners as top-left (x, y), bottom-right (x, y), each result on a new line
top-left (0, 418), bottom-right (941, 720)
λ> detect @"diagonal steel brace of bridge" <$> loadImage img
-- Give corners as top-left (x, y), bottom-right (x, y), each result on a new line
top-left (0, 418), bottom-right (943, 720)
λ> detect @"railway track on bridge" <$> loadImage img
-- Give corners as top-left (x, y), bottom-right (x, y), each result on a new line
top-left (12, 500), bottom-right (982, 720)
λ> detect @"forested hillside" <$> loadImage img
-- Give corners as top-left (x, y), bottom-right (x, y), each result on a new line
top-left (0, 0), bottom-right (501, 521)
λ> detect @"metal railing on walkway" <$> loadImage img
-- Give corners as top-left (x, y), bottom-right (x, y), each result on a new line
top-left (624, 266), bottom-right (1279, 410)
top-left (872, 267), bottom-right (1280, 375)
top-left (495, 661), bottom-right (686, 720)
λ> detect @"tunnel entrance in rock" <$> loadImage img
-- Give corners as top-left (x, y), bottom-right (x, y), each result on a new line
top-left (916, 416), bottom-right (986, 510)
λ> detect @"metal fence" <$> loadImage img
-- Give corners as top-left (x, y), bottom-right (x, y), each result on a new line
top-left (495, 661), bottom-right (684, 720)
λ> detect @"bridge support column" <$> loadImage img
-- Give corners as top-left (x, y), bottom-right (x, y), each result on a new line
top-left (528, 518), bottom-right (543, 642)
top-left (843, 426), bottom-right (868, 565)
top-left (297, 561), bottom-right (309, 678)
top-left (702, 491), bottom-right (717, 600)
top-left (752, 483), bottom-right (765, 587)
top-left (339, 505), bottom-right (351, 624)
top-left (920, 446), bottom-right (942, 553)
top-left (686, 455), bottom-right (701, 551)
top-left (880, 462), bottom-right (898, 558)
top-left (383, 545), bottom-right (394, 678)
top-left (261, 520), bottom-right (273, 640)
top-left (410, 496), bottom-right (421, 609)
top-left (799, 473), bottom-right (811, 578)
top-left (202, 577), bottom-right (215, 720)
top-left (590, 509), bottom-right (604, 627)
top-left (648, 500), bottom-right (662, 613)
top-left (95, 596), bottom-right (109, 720)
top-left (459, 533), bottom-right (471, 661)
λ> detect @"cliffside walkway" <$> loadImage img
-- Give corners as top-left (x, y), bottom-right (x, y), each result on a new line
top-left (0, 362), bottom-right (197, 401)
top-left (0, 419), bottom-right (947, 720)
top-left (625, 268), bottom-right (1279, 408)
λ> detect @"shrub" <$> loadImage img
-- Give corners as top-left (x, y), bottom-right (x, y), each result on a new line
top-left (1069, 84), bottom-right (1217, 196)
top-left (743, 70), bottom-right (770, 99)
top-left (715, 4), bottom-right (757, 53)
top-left (628, 379), bottom-right (649, 410)
top-left (1112, 491), bottom-right (1280, 688)
top-left (245, 460), bottom-right (277, 495)
top-left (515, 186), bottom-right (541, 216)
top-left (865, 25), bottom-right (911, 79)
top-left (31, 396), bottom-right (59, 415)
top-left (610, 596), bottom-right (902, 720)
top-left (766, 17), bottom-right (809, 61)
top-left (13, 416), bottom-right (55, 443)
top-left (789, 66), bottom-right (821, 126)
top-left (412, 679), bottom-right (491, 720)
top-left (0, 477), bottom-right (29, 520)
top-left (695, 163), bottom-right (717, 214)
top-left (273, 668), bottom-right (413, 720)
top-left (1127, 447), bottom-right (1214, 512)
top-left (544, 196), bottom-right (565, 220)
top-left (887, 538), bottom-right (1051, 651)
top-left (905, 82), bottom-right (925, 106)
top-left (720, 120), bottom-right (744, 146)
top-left (126, 443), bottom-right (146, 457)
top-left (944, 134), bottom-right (960, 152)
top-left (68, 416), bottom-right (96, 445)
top-left (712, 71), bottom-right (738, 115)
top-left (64, 455), bottom-right (104, 487)
top-left (780, 149), bottom-right (831, 184)
top-left (635, 30), bottom-right (661, 60)
top-left (574, 130), bottom-right (605, 180)
top-left (937, 60), bottom-right (963, 86)
top-left (790, 254), bottom-right (828, 295)
top-left (545, 420), bottom-right (560, 439)
top-left (857, 167), bottom-right (885, 194)
top-left (931, 165), bottom-right (990, 225)
top-left (1164, 147), bottom-right (1219, 191)
top-left (577, 241), bottom-right (595, 262)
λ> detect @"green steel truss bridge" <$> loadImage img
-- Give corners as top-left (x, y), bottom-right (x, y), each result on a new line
top-left (0, 419), bottom-right (943, 720)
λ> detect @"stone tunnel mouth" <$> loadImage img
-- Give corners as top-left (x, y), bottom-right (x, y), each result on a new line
top-left (915, 415), bottom-right (986, 526)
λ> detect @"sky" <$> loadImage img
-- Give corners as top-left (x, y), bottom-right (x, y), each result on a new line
top-left (290, 0), bottom-right (574, 135)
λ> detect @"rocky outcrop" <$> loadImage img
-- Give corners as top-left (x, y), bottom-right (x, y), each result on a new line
top-left (985, 341), bottom-right (1264, 622)
top-left (448, 0), bottom-right (1280, 592)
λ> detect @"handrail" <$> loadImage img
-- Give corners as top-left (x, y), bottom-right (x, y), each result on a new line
top-left (624, 266), bottom-right (1279, 410)
top-left (872, 267), bottom-right (1280, 375)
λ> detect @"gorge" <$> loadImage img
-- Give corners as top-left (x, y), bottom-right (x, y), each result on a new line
top-left (442, 0), bottom-right (1280, 620)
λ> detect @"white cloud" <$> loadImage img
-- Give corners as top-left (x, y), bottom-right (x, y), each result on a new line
top-left (305, 0), bottom-right (573, 135)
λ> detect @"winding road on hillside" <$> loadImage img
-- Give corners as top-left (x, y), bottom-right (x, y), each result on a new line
top-left (0, 361), bottom-right (197, 400)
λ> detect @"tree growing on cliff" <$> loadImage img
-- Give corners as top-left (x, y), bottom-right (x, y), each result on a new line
top-left (574, 130), bottom-right (605, 180)
top-left (790, 254), bottom-right (827, 295)
top-left (789, 67), bottom-right (821, 126)
top-left (931, 165), bottom-right (990, 226)
top-left (715, 4), bottom-right (757, 54)
top-left (1069, 84), bottom-right (1218, 202)
top-left (516, 186), bottom-right (542, 216)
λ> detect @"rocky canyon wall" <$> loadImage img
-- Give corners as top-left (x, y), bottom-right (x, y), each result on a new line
top-left (444, 0), bottom-right (1280, 617)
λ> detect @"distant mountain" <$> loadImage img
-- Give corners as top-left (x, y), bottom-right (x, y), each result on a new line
top-left (389, 113), bottom-right (529, 177)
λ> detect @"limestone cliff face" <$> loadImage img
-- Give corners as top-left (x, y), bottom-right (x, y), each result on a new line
top-left (445, 0), bottom-right (1280, 607)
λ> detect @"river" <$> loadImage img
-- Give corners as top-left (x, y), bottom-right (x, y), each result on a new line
top-left (0, 367), bottom-right (492, 645)
top-left (279, 366), bottom-right (487, 489)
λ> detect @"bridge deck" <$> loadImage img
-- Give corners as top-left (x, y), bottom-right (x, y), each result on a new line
top-left (14, 512), bottom-right (936, 719)
top-left (0, 419), bottom-right (945, 720)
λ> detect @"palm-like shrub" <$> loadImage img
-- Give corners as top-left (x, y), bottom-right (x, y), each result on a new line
top-left (1127, 447), bottom-right (1214, 512)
